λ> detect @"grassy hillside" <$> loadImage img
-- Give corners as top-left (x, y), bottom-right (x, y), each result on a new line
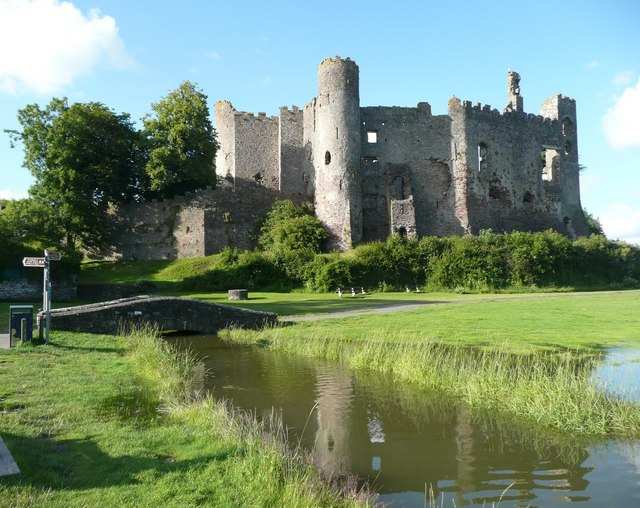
top-left (79, 232), bottom-right (640, 294)
top-left (80, 258), bottom-right (208, 284)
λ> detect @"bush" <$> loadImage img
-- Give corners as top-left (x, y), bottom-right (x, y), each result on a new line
top-left (428, 232), bottom-right (510, 290)
top-left (86, 230), bottom-right (640, 294)
top-left (262, 231), bottom-right (640, 293)
top-left (0, 238), bottom-right (80, 284)
top-left (506, 230), bottom-right (573, 286)
top-left (259, 200), bottom-right (326, 255)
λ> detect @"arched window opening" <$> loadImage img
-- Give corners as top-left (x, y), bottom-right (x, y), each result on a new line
top-left (562, 117), bottom-right (573, 136)
top-left (477, 142), bottom-right (488, 171)
top-left (542, 148), bottom-right (560, 182)
top-left (396, 226), bottom-right (407, 238)
top-left (564, 140), bottom-right (572, 155)
top-left (392, 176), bottom-right (406, 200)
top-left (523, 191), bottom-right (534, 204)
top-left (324, 151), bottom-right (331, 165)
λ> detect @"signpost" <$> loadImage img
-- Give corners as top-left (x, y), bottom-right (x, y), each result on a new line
top-left (22, 250), bottom-right (61, 343)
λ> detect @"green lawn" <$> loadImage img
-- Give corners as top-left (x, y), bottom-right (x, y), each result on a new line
top-left (3, 289), bottom-right (639, 349)
top-left (0, 331), bottom-right (364, 507)
top-left (254, 290), bottom-right (640, 350)
top-left (181, 289), bottom-right (640, 350)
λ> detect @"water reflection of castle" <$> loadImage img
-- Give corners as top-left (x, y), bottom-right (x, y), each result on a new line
top-left (310, 365), bottom-right (594, 507)
top-left (188, 340), bottom-right (640, 507)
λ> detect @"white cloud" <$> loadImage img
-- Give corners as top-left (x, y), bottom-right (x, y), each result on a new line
top-left (600, 203), bottom-right (640, 245)
top-left (603, 78), bottom-right (640, 149)
top-left (0, 188), bottom-right (28, 200)
top-left (586, 60), bottom-right (600, 70)
top-left (0, 0), bottom-right (132, 94)
top-left (613, 70), bottom-right (635, 87)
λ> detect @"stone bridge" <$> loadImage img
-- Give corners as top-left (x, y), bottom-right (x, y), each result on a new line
top-left (42, 296), bottom-right (276, 335)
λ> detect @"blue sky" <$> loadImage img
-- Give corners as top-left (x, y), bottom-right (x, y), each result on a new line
top-left (1, 0), bottom-right (639, 242)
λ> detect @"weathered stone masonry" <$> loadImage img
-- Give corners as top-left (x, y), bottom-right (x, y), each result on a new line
top-left (114, 56), bottom-right (587, 260)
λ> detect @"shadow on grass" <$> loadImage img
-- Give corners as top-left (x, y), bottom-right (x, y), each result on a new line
top-left (97, 385), bottom-right (161, 427)
top-left (48, 341), bottom-right (125, 354)
top-left (0, 432), bottom-right (239, 491)
top-left (196, 297), bottom-right (443, 316)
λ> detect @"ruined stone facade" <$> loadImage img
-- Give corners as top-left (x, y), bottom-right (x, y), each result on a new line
top-left (113, 179), bottom-right (297, 261)
top-left (216, 56), bottom-right (587, 250)
top-left (115, 56), bottom-right (586, 260)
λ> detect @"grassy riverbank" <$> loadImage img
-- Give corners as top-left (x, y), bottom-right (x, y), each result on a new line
top-left (0, 330), bottom-right (366, 507)
top-left (223, 326), bottom-right (640, 437)
top-left (221, 289), bottom-right (640, 437)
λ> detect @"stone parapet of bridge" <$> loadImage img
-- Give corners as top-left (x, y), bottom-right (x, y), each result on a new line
top-left (42, 296), bottom-right (276, 335)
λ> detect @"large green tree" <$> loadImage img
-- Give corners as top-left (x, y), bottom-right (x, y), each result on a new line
top-left (6, 98), bottom-right (143, 253)
top-left (143, 81), bottom-right (218, 197)
top-left (0, 198), bottom-right (66, 250)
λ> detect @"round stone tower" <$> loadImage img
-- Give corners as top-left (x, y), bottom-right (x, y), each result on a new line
top-left (313, 57), bottom-right (362, 250)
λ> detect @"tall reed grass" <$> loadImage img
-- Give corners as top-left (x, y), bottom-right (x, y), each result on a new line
top-left (124, 326), bottom-right (370, 507)
top-left (222, 326), bottom-right (640, 437)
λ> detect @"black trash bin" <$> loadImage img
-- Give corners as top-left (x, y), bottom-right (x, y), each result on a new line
top-left (9, 305), bottom-right (34, 344)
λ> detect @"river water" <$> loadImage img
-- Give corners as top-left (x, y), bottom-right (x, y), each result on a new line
top-left (170, 337), bottom-right (640, 507)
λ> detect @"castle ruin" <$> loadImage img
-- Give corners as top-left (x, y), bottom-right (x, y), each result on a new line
top-left (116, 56), bottom-right (587, 260)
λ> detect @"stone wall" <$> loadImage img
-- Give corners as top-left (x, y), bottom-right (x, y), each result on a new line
top-left (449, 98), bottom-right (587, 236)
top-left (159, 57), bottom-right (589, 260)
top-left (279, 106), bottom-right (308, 195)
top-left (234, 112), bottom-right (280, 190)
top-left (113, 180), bottom-right (304, 261)
top-left (214, 100), bottom-right (236, 179)
top-left (214, 101), bottom-right (280, 191)
top-left (302, 99), bottom-right (317, 197)
top-left (360, 104), bottom-right (462, 240)
top-left (0, 279), bottom-right (77, 302)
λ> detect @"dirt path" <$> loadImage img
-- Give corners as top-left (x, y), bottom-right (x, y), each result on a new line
top-left (279, 289), bottom-right (640, 322)
top-left (280, 302), bottom-right (432, 322)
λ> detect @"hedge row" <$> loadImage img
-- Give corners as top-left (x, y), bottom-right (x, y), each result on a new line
top-left (177, 231), bottom-right (640, 293)
top-left (0, 240), bottom-right (79, 283)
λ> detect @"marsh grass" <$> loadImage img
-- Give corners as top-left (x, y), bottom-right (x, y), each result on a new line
top-left (222, 326), bottom-right (640, 437)
top-left (125, 325), bottom-right (371, 507)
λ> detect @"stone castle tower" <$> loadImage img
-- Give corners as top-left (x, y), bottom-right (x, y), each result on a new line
top-left (114, 56), bottom-right (588, 260)
top-left (314, 57), bottom-right (362, 249)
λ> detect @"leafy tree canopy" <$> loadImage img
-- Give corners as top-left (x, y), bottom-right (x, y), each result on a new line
top-left (143, 81), bottom-right (217, 197)
top-left (6, 99), bottom-right (143, 254)
top-left (583, 208), bottom-right (605, 236)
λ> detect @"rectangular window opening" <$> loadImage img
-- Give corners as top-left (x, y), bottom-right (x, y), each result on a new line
top-left (367, 131), bottom-right (378, 144)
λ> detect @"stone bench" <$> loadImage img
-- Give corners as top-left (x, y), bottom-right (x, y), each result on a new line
top-left (228, 289), bottom-right (249, 301)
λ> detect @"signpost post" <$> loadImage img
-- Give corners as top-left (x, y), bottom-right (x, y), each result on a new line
top-left (22, 250), bottom-right (61, 344)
